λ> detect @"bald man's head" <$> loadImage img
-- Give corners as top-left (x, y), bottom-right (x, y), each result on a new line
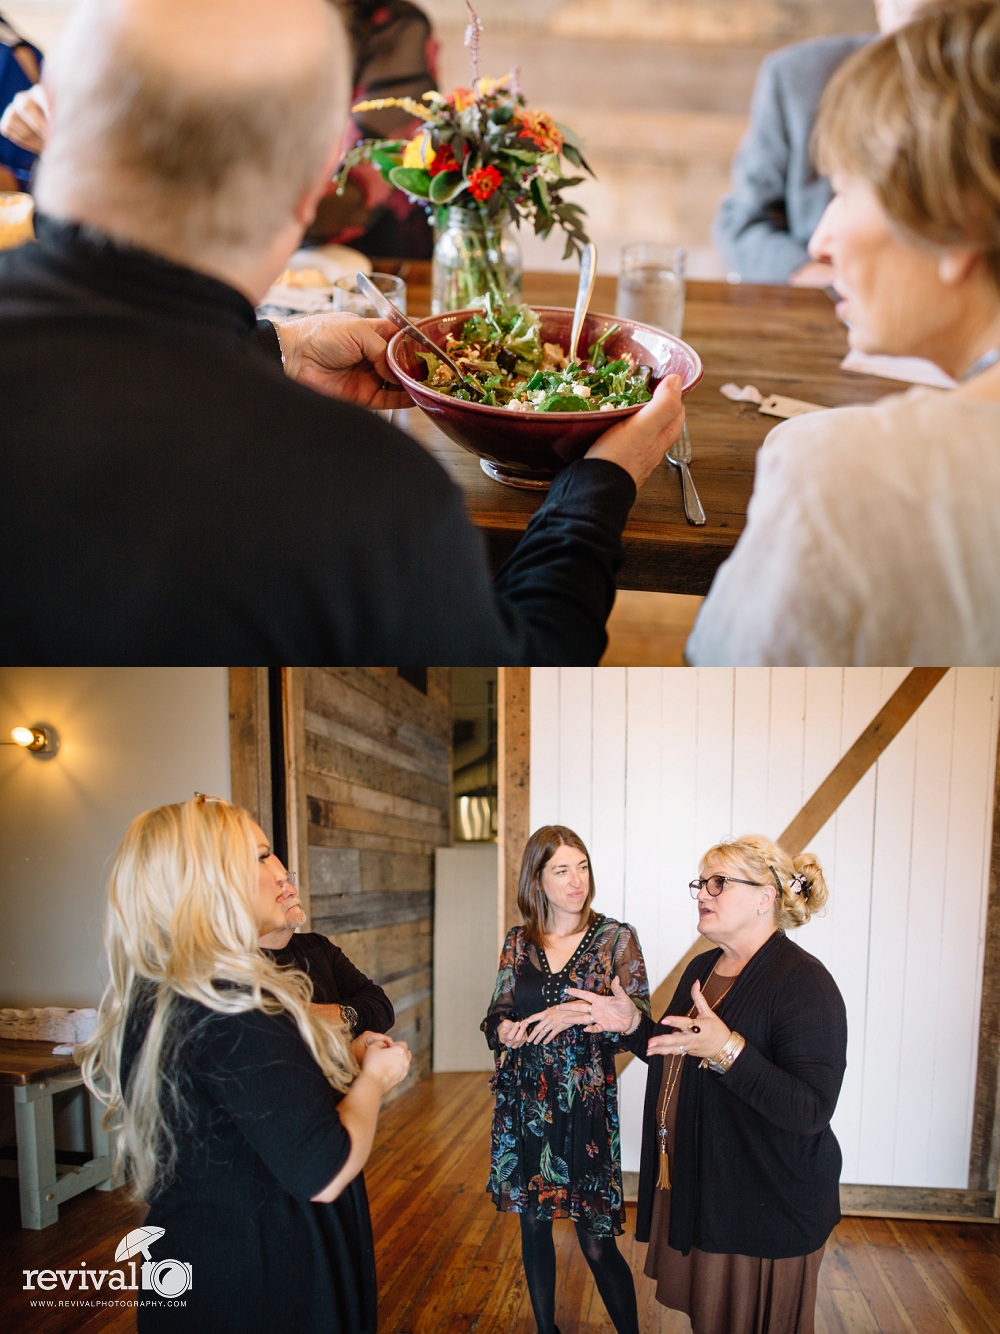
top-left (36, 0), bottom-right (348, 268)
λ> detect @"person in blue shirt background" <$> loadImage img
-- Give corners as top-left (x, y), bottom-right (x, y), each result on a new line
top-left (0, 12), bottom-right (42, 190)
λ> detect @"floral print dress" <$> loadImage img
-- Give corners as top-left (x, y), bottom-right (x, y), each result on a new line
top-left (481, 914), bottom-right (650, 1237)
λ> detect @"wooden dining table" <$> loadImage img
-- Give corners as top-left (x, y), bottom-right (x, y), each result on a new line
top-left (374, 260), bottom-right (910, 595)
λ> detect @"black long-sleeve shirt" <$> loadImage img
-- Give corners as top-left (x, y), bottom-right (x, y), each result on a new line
top-left (261, 932), bottom-right (394, 1034)
top-left (627, 930), bottom-right (847, 1259)
top-left (0, 216), bottom-right (637, 665)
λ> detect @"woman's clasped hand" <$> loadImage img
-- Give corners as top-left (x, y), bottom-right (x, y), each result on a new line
top-left (497, 975), bottom-right (641, 1046)
top-left (646, 979), bottom-right (732, 1061)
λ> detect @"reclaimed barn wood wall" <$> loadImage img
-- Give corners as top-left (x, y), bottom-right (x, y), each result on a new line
top-left (302, 669), bottom-right (451, 1093)
top-left (229, 667), bottom-right (452, 1094)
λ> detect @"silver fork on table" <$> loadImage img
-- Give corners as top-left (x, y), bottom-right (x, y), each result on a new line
top-left (666, 423), bottom-right (706, 526)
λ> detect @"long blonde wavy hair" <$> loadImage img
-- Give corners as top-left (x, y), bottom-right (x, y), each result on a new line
top-left (79, 795), bottom-right (357, 1200)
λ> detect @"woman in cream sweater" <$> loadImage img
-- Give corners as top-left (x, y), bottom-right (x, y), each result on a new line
top-left (689, 0), bottom-right (1000, 666)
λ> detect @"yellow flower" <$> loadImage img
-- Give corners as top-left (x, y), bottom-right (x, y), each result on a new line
top-left (402, 132), bottom-right (436, 170)
top-left (474, 75), bottom-right (508, 97)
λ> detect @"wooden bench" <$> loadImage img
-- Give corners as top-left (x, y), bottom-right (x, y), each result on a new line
top-left (0, 1038), bottom-right (117, 1229)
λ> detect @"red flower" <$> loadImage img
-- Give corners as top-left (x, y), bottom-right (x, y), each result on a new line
top-left (468, 164), bottom-right (503, 201)
top-left (429, 144), bottom-right (459, 177)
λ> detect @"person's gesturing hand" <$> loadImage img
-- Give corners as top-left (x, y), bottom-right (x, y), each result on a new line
top-left (360, 1038), bottom-right (411, 1094)
top-left (585, 372), bottom-right (685, 487)
top-left (0, 84), bottom-right (49, 155)
top-left (351, 1030), bottom-right (392, 1063)
top-left (274, 313), bottom-right (412, 409)
top-left (646, 980), bottom-right (730, 1060)
top-left (564, 976), bottom-right (642, 1034)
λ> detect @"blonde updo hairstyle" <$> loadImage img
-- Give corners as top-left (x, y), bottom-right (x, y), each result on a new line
top-left (700, 834), bottom-right (828, 931)
top-left (814, 0), bottom-right (1000, 292)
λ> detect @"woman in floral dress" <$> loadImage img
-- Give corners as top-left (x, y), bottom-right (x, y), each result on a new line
top-left (482, 825), bottom-right (650, 1334)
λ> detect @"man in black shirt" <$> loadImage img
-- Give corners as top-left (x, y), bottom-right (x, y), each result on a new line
top-left (259, 881), bottom-right (394, 1036)
top-left (0, 0), bottom-right (685, 666)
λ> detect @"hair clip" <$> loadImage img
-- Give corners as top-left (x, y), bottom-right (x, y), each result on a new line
top-left (789, 872), bottom-right (811, 900)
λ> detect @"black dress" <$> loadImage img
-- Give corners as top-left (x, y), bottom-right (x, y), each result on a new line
top-left (482, 915), bottom-right (650, 1236)
top-left (261, 932), bottom-right (394, 1032)
top-left (122, 989), bottom-right (376, 1334)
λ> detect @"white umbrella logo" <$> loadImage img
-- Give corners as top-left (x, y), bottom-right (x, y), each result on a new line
top-left (115, 1227), bottom-right (165, 1263)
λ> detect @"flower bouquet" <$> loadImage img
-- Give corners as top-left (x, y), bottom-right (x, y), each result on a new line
top-left (335, 3), bottom-right (594, 312)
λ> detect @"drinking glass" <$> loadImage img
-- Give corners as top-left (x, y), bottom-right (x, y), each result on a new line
top-left (333, 272), bottom-right (407, 316)
top-left (0, 192), bottom-right (34, 251)
top-left (615, 244), bottom-right (686, 337)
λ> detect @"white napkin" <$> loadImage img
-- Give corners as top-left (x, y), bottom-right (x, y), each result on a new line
top-left (719, 383), bottom-right (826, 418)
top-left (840, 350), bottom-right (956, 389)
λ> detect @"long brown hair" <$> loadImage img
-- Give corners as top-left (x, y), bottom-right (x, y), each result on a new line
top-left (517, 825), bottom-right (597, 947)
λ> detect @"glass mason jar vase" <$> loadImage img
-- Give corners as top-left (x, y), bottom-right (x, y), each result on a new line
top-left (431, 207), bottom-right (522, 314)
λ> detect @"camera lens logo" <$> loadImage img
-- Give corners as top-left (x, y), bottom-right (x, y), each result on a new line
top-left (116, 1227), bottom-right (193, 1298)
top-left (146, 1259), bottom-right (193, 1298)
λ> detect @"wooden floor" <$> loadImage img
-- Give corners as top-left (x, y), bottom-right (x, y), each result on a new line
top-left (3, 1072), bottom-right (998, 1333)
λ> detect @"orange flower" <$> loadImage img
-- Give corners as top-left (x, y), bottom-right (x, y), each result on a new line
top-left (450, 87), bottom-right (476, 111)
top-left (514, 108), bottom-right (564, 153)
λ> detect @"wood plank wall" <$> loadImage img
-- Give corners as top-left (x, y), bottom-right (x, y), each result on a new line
top-left (301, 669), bottom-right (452, 1094)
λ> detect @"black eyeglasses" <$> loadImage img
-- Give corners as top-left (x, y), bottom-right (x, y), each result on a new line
top-left (689, 875), bottom-right (762, 899)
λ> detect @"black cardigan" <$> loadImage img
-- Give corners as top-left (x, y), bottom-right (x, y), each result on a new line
top-left (261, 933), bottom-right (394, 1034)
top-left (627, 931), bottom-right (847, 1259)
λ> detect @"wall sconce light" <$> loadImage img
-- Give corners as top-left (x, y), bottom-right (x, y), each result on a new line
top-left (4, 723), bottom-right (60, 758)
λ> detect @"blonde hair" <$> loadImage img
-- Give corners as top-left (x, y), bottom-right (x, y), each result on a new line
top-left (79, 796), bottom-right (356, 1200)
top-left (700, 834), bottom-right (828, 931)
top-left (814, 0), bottom-right (1000, 290)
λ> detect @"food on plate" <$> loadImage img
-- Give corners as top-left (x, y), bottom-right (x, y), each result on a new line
top-left (413, 298), bottom-right (655, 412)
top-left (274, 267), bottom-right (331, 289)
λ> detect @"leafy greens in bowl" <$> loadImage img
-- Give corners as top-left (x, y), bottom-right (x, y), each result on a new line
top-left (413, 297), bottom-right (655, 413)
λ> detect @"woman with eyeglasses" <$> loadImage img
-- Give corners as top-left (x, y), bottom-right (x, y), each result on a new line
top-left (572, 835), bottom-right (846, 1334)
top-left (80, 795), bottom-right (410, 1333)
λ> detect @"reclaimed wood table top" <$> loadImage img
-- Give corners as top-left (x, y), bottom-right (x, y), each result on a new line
top-left (0, 1038), bottom-right (80, 1086)
top-left (374, 260), bottom-right (910, 595)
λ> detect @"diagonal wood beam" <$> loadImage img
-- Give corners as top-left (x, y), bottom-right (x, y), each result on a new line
top-left (778, 668), bottom-right (949, 854)
top-left (617, 668), bottom-right (951, 1074)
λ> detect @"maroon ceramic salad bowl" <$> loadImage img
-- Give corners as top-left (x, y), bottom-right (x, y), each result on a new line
top-left (386, 305), bottom-right (704, 488)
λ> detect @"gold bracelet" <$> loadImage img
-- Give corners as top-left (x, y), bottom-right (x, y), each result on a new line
top-left (699, 1031), bottom-right (745, 1074)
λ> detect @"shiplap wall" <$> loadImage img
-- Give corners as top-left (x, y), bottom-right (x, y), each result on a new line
top-left (529, 668), bottom-right (1000, 1189)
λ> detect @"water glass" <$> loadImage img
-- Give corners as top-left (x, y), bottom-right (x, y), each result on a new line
top-left (615, 244), bottom-right (686, 337)
top-left (0, 191), bottom-right (34, 251)
top-left (333, 272), bottom-right (406, 317)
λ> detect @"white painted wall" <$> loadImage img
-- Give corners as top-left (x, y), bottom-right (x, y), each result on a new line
top-left (0, 668), bottom-right (231, 1008)
top-left (530, 668), bottom-right (999, 1190)
top-left (433, 843), bottom-right (498, 1072)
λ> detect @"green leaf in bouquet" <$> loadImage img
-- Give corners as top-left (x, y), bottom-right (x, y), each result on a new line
top-left (429, 171), bottom-right (468, 203)
top-left (387, 166), bottom-right (432, 198)
top-left (502, 147), bottom-right (540, 163)
top-left (530, 176), bottom-right (552, 222)
top-left (371, 149), bottom-right (402, 180)
top-left (561, 142), bottom-right (595, 175)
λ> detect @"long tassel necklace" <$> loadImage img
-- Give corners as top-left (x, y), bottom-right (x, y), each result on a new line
top-left (656, 962), bottom-right (735, 1190)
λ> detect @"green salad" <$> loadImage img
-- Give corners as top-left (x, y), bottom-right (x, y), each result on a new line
top-left (414, 296), bottom-right (654, 412)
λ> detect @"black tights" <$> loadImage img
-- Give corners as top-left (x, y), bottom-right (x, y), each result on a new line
top-left (519, 1210), bottom-right (639, 1334)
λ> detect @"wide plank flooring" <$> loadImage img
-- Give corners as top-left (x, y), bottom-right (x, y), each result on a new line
top-left (3, 1072), bottom-right (998, 1333)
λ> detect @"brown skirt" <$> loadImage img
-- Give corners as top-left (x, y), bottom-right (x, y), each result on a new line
top-left (643, 1188), bottom-right (825, 1334)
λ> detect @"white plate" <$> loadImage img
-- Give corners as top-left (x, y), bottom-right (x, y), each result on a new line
top-left (261, 245), bottom-right (373, 315)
